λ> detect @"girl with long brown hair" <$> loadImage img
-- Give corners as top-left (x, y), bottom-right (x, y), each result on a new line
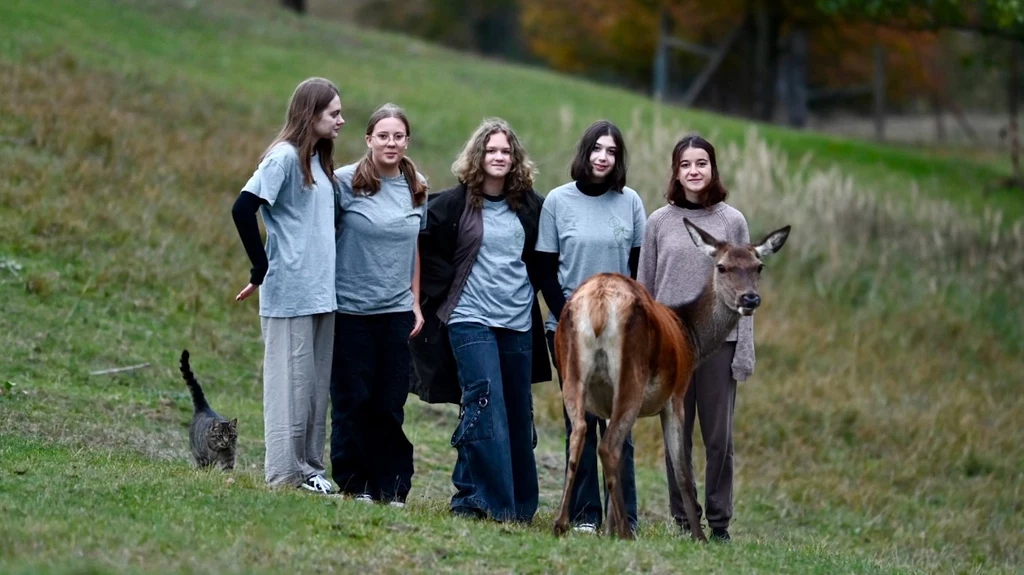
top-left (231, 77), bottom-right (345, 495)
top-left (329, 103), bottom-right (428, 506)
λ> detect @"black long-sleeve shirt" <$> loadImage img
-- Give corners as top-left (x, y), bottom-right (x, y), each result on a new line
top-left (231, 191), bottom-right (269, 285)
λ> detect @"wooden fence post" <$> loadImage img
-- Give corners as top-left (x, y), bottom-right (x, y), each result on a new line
top-left (873, 42), bottom-right (886, 141)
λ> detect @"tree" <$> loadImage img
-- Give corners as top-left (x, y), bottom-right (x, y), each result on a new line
top-left (817, 0), bottom-right (1024, 188)
top-left (524, 0), bottom-right (941, 122)
top-left (816, 0), bottom-right (1024, 37)
top-left (359, 0), bottom-right (524, 59)
top-left (281, 0), bottom-right (306, 14)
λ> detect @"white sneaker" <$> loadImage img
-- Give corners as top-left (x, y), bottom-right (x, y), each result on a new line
top-left (299, 475), bottom-right (333, 495)
top-left (389, 501), bottom-right (406, 509)
top-left (572, 523), bottom-right (598, 534)
top-left (354, 493), bottom-right (374, 503)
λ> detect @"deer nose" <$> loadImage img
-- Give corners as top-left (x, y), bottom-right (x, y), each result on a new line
top-left (741, 293), bottom-right (761, 308)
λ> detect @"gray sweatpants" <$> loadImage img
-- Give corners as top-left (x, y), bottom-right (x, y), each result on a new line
top-left (665, 341), bottom-right (737, 530)
top-left (260, 312), bottom-right (335, 487)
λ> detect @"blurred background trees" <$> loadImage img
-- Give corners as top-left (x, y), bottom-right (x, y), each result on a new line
top-left (282, 0), bottom-right (1023, 186)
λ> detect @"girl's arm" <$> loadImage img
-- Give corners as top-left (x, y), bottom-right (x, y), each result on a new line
top-left (628, 247), bottom-right (641, 280)
top-left (234, 152), bottom-right (288, 302)
top-left (629, 194), bottom-right (646, 280)
top-left (231, 191), bottom-right (269, 301)
top-left (536, 252), bottom-right (567, 322)
top-left (637, 214), bottom-right (659, 294)
top-left (410, 243), bottom-right (424, 338)
top-left (732, 212), bottom-right (755, 381)
top-left (535, 198), bottom-right (567, 322)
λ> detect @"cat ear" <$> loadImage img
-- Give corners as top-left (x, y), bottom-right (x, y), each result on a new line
top-left (230, 418), bottom-right (238, 427)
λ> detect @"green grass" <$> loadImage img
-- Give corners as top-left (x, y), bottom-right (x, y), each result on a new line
top-left (1, 0), bottom-right (1022, 573)
top-left (1, 433), bottom-right (907, 575)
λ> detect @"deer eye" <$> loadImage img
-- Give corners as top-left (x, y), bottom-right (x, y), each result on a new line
top-left (716, 264), bottom-right (727, 273)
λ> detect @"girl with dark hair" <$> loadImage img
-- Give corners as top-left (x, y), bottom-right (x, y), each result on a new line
top-left (231, 77), bottom-right (345, 494)
top-left (638, 133), bottom-right (754, 542)
top-left (413, 117), bottom-right (551, 522)
top-left (535, 119), bottom-right (647, 534)
top-left (330, 102), bottom-right (429, 506)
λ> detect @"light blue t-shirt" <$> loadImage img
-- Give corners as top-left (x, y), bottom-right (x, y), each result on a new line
top-left (535, 181), bottom-right (647, 332)
top-left (241, 143), bottom-right (337, 319)
top-left (448, 196), bottom-right (533, 331)
top-left (334, 163), bottom-right (427, 315)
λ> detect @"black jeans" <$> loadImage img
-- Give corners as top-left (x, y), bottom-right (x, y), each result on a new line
top-left (329, 311), bottom-right (415, 502)
top-left (546, 331), bottom-right (638, 530)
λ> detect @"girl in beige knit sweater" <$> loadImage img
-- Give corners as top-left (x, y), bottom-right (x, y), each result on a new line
top-left (637, 134), bottom-right (754, 542)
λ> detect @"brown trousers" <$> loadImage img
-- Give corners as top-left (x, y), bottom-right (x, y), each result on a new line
top-left (665, 342), bottom-right (737, 530)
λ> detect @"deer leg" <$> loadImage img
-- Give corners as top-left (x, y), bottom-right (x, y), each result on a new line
top-left (554, 364), bottom-right (587, 537)
top-left (662, 394), bottom-right (707, 543)
top-left (599, 397), bottom-right (641, 540)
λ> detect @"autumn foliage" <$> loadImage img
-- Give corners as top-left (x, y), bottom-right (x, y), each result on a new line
top-left (520, 0), bottom-right (945, 106)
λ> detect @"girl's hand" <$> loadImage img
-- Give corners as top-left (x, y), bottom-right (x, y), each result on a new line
top-left (235, 283), bottom-right (258, 302)
top-left (410, 304), bottom-right (425, 338)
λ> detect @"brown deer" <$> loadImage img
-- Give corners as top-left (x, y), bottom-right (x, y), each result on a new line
top-left (552, 218), bottom-right (790, 541)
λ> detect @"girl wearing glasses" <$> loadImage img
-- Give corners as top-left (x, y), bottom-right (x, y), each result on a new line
top-left (330, 103), bottom-right (428, 506)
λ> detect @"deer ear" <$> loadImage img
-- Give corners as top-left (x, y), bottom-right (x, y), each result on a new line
top-left (684, 218), bottom-right (719, 258)
top-left (754, 225), bottom-right (791, 259)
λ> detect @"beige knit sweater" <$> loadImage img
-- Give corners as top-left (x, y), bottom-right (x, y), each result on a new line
top-left (637, 202), bottom-right (756, 382)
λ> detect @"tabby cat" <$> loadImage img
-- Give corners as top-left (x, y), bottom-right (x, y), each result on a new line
top-left (179, 349), bottom-right (237, 470)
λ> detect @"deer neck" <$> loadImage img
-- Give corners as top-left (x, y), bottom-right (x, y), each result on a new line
top-left (671, 275), bottom-right (740, 365)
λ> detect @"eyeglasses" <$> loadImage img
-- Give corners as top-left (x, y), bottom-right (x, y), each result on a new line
top-left (372, 132), bottom-right (407, 145)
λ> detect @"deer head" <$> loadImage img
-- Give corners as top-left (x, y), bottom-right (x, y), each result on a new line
top-left (684, 219), bottom-right (791, 317)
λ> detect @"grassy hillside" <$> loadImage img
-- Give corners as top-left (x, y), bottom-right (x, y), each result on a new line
top-left (1, 0), bottom-right (1021, 573)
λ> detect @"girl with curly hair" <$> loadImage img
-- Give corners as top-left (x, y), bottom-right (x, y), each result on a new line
top-left (412, 117), bottom-right (551, 522)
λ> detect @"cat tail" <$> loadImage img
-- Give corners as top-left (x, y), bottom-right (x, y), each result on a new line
top-left (179, 349), bottom-right (210, 413)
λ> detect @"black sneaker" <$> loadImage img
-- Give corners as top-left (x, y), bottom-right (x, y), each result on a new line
top-left (299, 474), bottom-right (333, 495)
top-left (710, 527), bottom-right (731, 542)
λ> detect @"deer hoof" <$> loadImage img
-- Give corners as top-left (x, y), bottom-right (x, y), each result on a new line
top-left (553, 520), bottom-right (570, 537)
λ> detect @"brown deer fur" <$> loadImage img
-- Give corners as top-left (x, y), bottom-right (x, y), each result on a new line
top-left (552, 219), bottom-right (790, 541)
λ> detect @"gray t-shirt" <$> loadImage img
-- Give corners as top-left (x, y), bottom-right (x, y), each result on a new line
top-left (448, 197), bottom-right (533, 331)
top-left (334, 163), bottom-right (427, 315)
top-left (242, 143), bottom-right (337, 319)
top-left (535, 182), bottom-right (647, 332)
